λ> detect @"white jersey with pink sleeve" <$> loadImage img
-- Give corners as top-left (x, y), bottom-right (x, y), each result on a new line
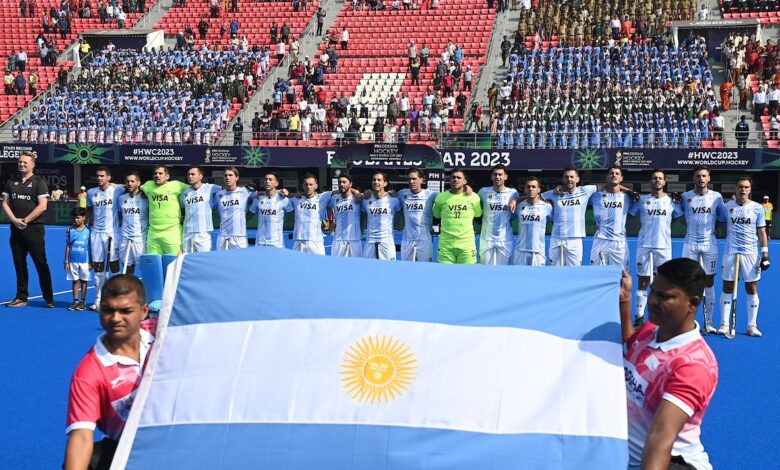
top-left (624, 323), bottom-right (718, 470)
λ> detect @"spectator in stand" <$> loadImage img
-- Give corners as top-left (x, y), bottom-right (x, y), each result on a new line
top-left (16, 49), bottom-right (28, 73)
top-left (340, 26), bottom-right (349, 50)
top-left (316, 7), bottom-right (325, 36)
top-left (14, 72), bottom-right (26, 95)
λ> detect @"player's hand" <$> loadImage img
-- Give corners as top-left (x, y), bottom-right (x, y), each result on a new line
top-left (280, 188), bottom-right (289, 197)
top-left (464, 184), bottom-right (474, 195)
top-left (245, 183), bottom-right (257, 192)
top-left (670, 191), bottom-right (681, 203)
top-left (389, 189), bottom-right (397, 197)
top-left (629, 191), bottom-right (640, 203)
top-left (64, 261), bottom-right (69, 272)
top-left (620, 270), bottom-right (633, 302)
top-left (508, 199), bottom-right (518, 213)
top-left (761, 256), bottom-right (770, 271)
top-left (363, 189), bottom-right (372, 199)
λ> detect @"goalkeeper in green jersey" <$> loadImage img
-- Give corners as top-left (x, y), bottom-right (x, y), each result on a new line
top-left (433, 170), bottom-right (482, 264)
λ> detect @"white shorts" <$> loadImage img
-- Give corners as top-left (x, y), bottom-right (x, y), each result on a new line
top-left (363, 240), bottom-right (397, 261)
top-left (549, 238), bottom-right (583, 266)
top-left (183, 232), bottom-right (213, 253)
top-left (636, 246), bottom-right (671, 277)
top-left (119, 237), bottom-right (146, 266)
top-left (401, 238), bottom-right (433, 262)
top-left (66, 262), bottom-right (91, 281)
top-left (293, 240), bottom-right (326, 255)
top-left (721, 252), bottom-right (762, 283)
top-left (512, 251), bottom-right (546, 266)
top-left (90, 231), bottom-right (119, 264)
top-left (479, 240), bottom-right (513, 265)
top-left (682, 238), bottom-right (718, 276)
top-left (332, 239), bottom-right (363, 257)
top-left (217, 234), bottom-right (248, 250)
top-left (590, 238), bottom-right (629, 269)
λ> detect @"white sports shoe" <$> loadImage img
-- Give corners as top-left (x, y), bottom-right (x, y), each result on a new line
top-left (89, 302), bottom-right (100, 311)
top-left (747, 325), bottom-right (763, 337)
top-left (704, 322), bottom-right (717, 334)
top-left (717, 323), bottom-right (730, 335)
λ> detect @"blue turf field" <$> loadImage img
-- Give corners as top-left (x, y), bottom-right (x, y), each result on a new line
top-left (0, 225), bottom-right (778, 469)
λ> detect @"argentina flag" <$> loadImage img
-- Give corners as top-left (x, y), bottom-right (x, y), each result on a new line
top-left (112, 249), bottom-right (628, 469)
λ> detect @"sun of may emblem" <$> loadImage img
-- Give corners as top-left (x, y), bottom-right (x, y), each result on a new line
top-left (340, 335), bottom-right (417, 404)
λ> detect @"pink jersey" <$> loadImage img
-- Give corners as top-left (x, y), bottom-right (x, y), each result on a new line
top-left (624, 322), bottom-right (718, 470)
top-left (66, 319), bottom-right (157, 441)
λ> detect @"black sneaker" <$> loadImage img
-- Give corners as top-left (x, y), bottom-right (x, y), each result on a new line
top-left (67, 301), bottom-right (79, 311)
top-left (76, 301), bottom-right (86, 311)
top-left (633, 316), bottom-right (645, 329)
top-left (45, 301), bottom-right (56, 308)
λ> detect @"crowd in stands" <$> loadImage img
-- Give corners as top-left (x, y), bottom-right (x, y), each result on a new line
top-left (10, 45), bottom-right (272, 145)
top-left (516, 0), bottom-right (694, 45)
top-left (480, 34), bottom-right (720, 148)
top-left (722, 0), bottom-right (780, 13)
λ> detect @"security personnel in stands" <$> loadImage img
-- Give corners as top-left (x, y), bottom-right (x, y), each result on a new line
top-left (233, 117), bottom-right (244, 146)
top-left (735, 115), bottom-right (750, 148)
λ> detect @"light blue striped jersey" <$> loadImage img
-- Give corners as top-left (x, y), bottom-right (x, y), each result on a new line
top-left (680, 189), bottom-right (726, 243)
top-left (479, 187), bottom-right (520, 242)
top-left (514, 199), bottom-right (552, 253)
top-left (180, 183), bottom-right (221, 234)
top-left (542, 185), bottom-right (597, 239)
top-left (118, 192), bottom-right (149, 240)
top-left (66, 226), bottom-right (91, 263)
top-left (629, 194), bottom-right (684, 249)
top-left (396, 188), bottom-right (438, 241)
top-left (213, 187), bottom-right (253, 237)
top-left (720, 200), bottom-right (766, 255)
top-left (291, 192), bottom-right (332, 241)
top-left (86, 185), bottom-right (123, 233)
top-left (362, 193), bottom-right (401, 243)
top-left (250, 193), bottom-right (293, 247)
top-left (328, 192), bottom-right (362, 241)
top-left (590, 191), bottom-right (632, 241)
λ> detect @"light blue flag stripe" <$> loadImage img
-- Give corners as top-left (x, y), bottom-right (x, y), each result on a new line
top-left (169, 248), bottom-right (623, 343)
top-left (126, 423), bottom-right (628, 470)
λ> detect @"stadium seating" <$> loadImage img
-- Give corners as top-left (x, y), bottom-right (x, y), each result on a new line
top-left (155, 0), bottom-right (317, 50)
top-left (252, 0), bottom-right (494, 147)
top-left (0, 0), bottom-right (152, 122)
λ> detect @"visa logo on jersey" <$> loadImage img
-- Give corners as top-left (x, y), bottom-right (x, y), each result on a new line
top-left (406, 202), bottom-right (424, 211)
top-left (300, 202), bottom-right (319, 210)
top-left (730, 217), bottom-right (752, 224)
top-left (603, 201), bottom-right (623, 209)
top-left (186, 195), bottom-right (204, 204)
top-left (222, 199), bottom-right (240, 207)
top-left (448, 204), bottom-right (468, 211)
top-left (94, 199), bottom-right (112, 207)
top-left (369, 208), bottom-right (388, 215)
top-left (560, 199), bottom-right (581, 206)
top-left (691, 207), bottom-right (711, 214)
top-left (520, 214), bottom-right (541, 222)
top-left (152, 195), bottom-right (169, 202)
top-left (336, 204), bottom-right (354, 213)
top-left (124, 207), bottom-right (140, 215)
top-left (489, 203), bottom-right (509, 211)
top-left (259, 209), bottom-right (277, 216)
top-left (646, 209), bottom-right (667, 216)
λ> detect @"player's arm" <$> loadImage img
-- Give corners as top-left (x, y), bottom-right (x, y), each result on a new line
top-left (64, 238), bottom-right (71, 272)
top-left (471, 193), bottom-right (483, 221)
top-left (641, 400), bottom-right (691, 470)
top-left (64, 428), bottom-right (94, 470)
top-left (619, 269), bottom-right (635, 341)
top-left (1, 192), bottom-right (18, 224)
top-left (759, 222), bottom-right (770, 270)
top-left (672, 202), bottom-right (684, 220)
top-left (432, 195), bottom-right (442, 225)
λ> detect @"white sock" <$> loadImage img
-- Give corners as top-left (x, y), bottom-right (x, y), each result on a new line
top-left (747, 293), bottom-right (760, 327)
top-left (704, 286), bottom-right (716, 323)
top-left (94, 272), bottom-right (107, 303)
top-left (636, 290), bottom-right (647, 318)
top-left (720, 296), bottom-right (732, 326)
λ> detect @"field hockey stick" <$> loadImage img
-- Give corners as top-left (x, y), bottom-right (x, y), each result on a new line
top-left (105, 236), bottom-right (113, 274)
top-left (412, 245), bottom-right (417, 262)
top-left (345, 241), bottom-right (351, 257)
top-left (725, 253), bottom-right (740, 340)
top-left (121, 240), bottom-right (132, 275)
top-left (599, 251), bottom-right (606, 266)
top-left (559, 245), bottom-right (564, 266)
top-left (699, 253), bottom-right (708, 335)
top-left (375, 242), bottom-right (379, 259)
top-left (493, 247), bottom-right (498, 266)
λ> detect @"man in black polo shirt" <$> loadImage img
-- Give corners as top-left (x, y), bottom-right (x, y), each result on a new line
top-left (2, 151), bottom-right (54, 307)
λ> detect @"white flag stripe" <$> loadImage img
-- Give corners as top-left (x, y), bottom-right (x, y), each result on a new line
top-left (138, 318), bottom-right (627, 439)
